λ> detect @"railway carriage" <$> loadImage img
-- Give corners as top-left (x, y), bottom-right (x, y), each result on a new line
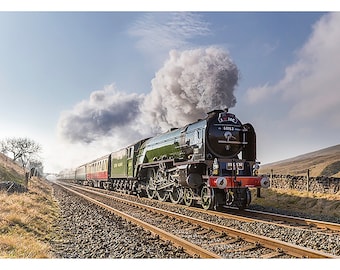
top-left (86, 155), bottom-right (110, 188)
top-left (75, 164), bottom-right (86, 185)
top-left (58, 169), bottom-right (75, 182)
top-left (106, 140), bottom-right (147, 192)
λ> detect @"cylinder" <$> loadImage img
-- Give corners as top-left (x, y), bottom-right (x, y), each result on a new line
top-left (186, 173), bottom-right (203, 188)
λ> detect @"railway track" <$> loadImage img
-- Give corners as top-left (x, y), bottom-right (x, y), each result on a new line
top-left (55, 182), bottom-right (219, 258)
top-left (112, 187), bottom-right (340, 237)
top-left (84, 183), bottom-right (340, 237)
top-left (235, 208), bottom-right (340, 234)
top-left (55, 182), bottom-right (338, 258)
top-left (168, 204), bottom-right (340, 236)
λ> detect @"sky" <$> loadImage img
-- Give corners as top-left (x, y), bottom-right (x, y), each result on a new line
top-left (0, 3), bottom-right (339, 173)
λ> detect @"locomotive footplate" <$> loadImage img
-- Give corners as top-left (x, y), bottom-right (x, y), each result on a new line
top-left (208, 175), bottom-right (270, 189)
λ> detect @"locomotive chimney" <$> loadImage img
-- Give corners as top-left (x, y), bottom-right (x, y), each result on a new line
top-left (207, 108), bottom-right (229, 117)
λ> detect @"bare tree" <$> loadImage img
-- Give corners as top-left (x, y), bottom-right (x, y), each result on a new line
top-left (0, 137), bottom-right (42, 169)
top-left (0, 140), bottom-right (7, 154)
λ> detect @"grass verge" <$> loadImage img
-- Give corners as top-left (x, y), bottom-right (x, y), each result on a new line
top-left (251, 188), bottom-right (340, 219)
top-left (0, 177), bottom-right (60, 258)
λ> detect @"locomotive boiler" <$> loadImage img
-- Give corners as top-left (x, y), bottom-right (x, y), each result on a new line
top-left (64, 109), bottom-right (269, 210)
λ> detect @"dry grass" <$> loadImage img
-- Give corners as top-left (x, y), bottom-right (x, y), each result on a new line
top-left (251, 188), bottom-right (340, 219)
top-left (0, 177), bottom-right (60, 258)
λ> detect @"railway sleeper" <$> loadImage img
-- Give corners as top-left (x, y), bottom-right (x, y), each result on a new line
top-left (172, 220), bottom-right (184, 226)
top-left (196, 229), bottom-right (212, 235)
top-left (227, 242), bottom-right (261, 253)
top-left (260, 250), bottom-right (285, 259)
top-left (184, 225), bottom-right (201, 231)
top-left (207, 237), bottom-right (240, 247)
top-left (209, 232), bottom-right (226, 240)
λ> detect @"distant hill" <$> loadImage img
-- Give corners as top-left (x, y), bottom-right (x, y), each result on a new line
top-left (260, 144), bottom-right (340, 177)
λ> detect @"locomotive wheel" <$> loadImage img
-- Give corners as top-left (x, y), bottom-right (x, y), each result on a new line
top-left (146, 185), bottom-right (156, 199)
top-left (146, 168), bottom-right (157, 199)
top-left (156, 190), bottom-right (169, 202)
top-left (246, 187), bottom-right (251, 206)
top-left (169, 187), bottom-right (183, 204)
top-left (137, 189), bottom-right (146, 198)
top-left (201, 186), bottom-right (215, 210)
top-left (237, 188), bottom-right (251, 210)
top-left (183, 188), bottom-right (194, 206)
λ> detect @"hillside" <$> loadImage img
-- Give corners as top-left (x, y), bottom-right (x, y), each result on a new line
top-left (0, 152), bottom-right (25, 185)
top-left (260, 144), bottom-right (340, 177)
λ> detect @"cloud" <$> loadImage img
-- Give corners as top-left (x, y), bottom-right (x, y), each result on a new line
top-left (242, 12), bottom-right (340, 164)
top-left (128, 12), bottom-right (211, 56)
top-left (245, 12), bottom-right (340, 126)
top-left (245, 83), bottom-right (271, 105)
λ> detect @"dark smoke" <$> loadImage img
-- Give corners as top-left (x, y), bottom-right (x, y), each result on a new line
top-left (140, 47), bottom-right (239, 132)
top-left (58, 85), bottom-right (144, 144)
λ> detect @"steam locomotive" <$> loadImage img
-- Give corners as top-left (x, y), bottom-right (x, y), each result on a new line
top-left (59, 109), bottom-right (269, 210)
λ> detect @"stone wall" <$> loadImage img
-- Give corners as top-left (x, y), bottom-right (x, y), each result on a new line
top-left (269, 174), bottom-right (340, 194)
top-left (0, 181), bottom-right (27, 193)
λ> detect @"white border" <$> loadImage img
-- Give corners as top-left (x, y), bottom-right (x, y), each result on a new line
top-left (0, 0), bottom-right (339, 12)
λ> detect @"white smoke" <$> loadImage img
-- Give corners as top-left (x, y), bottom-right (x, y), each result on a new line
top-left (140, 47), bottom-right (239, 132)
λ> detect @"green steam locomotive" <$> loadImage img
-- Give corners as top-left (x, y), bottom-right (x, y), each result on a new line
top-left (61, 109), bottom-right (269, 210)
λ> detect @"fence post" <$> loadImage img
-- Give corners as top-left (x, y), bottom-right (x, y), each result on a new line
top-left (24, 172), bottom-right (29, 188)
top-left (256, 188), bottom-right (261, 198)
top-left (307, 169), bottom-right (310, 192)
top-left (270, 169), bottom-right (273, 187)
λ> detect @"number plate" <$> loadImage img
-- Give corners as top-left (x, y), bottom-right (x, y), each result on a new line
top-left (227, 162), bottom-right (244, 170)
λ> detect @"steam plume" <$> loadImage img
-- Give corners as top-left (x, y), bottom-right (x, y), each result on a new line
top-left (58, 47), bottom-right (239, 145)
top-left (140, 47), bottom-right (239, 132)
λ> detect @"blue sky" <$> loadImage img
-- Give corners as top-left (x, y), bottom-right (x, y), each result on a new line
top-left (0, 8), bottom-right (339, 173)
